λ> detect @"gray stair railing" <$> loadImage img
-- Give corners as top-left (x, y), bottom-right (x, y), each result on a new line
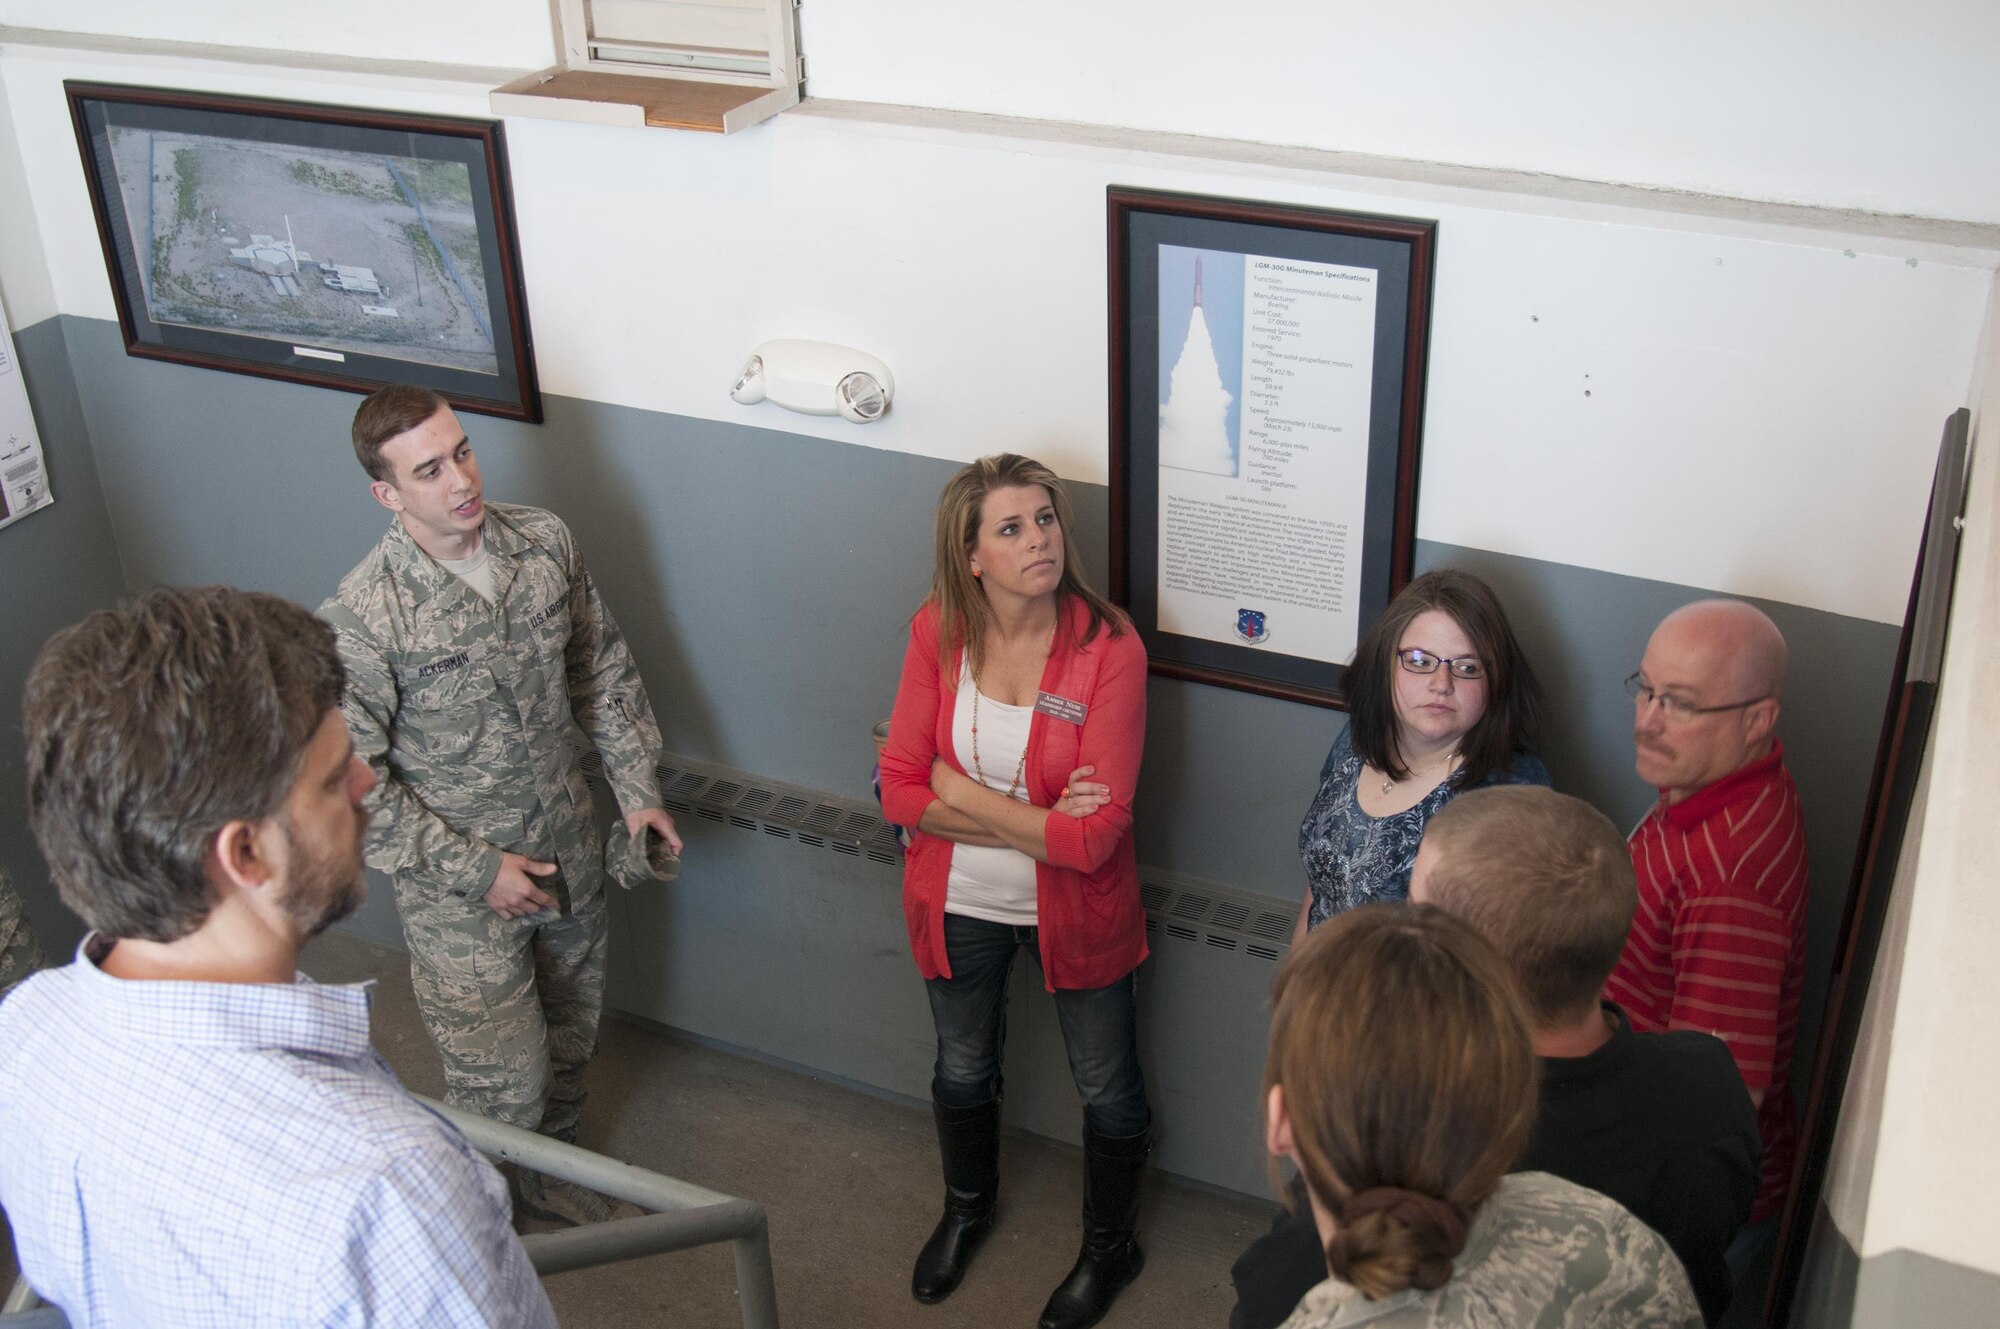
top-left (1, 1096), bottom-right (779, 1329)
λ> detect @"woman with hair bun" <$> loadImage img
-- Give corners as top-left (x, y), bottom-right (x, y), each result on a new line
top-left (1261, 904), bottom-right (1702, 1327)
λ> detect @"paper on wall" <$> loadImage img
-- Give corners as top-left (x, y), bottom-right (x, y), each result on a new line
top-left (0, 290), bottom-right (53, 533)
top-left (1154, 245), bottom-right (1376, 667)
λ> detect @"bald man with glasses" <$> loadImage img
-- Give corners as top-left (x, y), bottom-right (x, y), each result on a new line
top-left (1607, 599), bottom-right (1805, 1291)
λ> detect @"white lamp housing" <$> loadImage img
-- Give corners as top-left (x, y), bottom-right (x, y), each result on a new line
top-left (731, 339), bottom-right (895, 424)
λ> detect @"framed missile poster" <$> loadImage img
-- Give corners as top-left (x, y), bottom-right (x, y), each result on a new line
top-left (1107, 187), bottom-right (1434, 709)
top-left (66, 81), bottom-right (541, 422)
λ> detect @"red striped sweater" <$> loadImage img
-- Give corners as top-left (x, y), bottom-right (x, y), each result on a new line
top-left (1606, 741), bottom-right (1807, 1223)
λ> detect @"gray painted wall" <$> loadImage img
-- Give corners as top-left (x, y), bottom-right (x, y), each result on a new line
top-left (0, 320), bottom-right (126, 960)
top-left (1852, 1248), bottom-right (2000, 1328)
top-left (1795, 1204), bottom-right (2000, 1329)
top-left (26, 313), bottom-right (1901, 1197)
top-left (598, 809), bottom-right (1287, 1195)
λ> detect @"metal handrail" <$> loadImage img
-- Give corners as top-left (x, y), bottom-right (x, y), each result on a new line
top-left (2, 1095), bottom-right (779, 1328)
top-left (0, 1280), bottom-right (59, 1329)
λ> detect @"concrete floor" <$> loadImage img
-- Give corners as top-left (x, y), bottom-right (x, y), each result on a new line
top-left (7, 928), bottom-right (1273, 1327)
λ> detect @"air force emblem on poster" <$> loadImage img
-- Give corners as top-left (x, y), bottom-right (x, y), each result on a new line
top-left (1235, 608), bottom-right (1269, 644)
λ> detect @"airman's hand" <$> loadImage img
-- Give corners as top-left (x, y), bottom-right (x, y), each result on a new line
top-left (485, 852), bottom-right (558, 919)
top-left (624, 806), bottom-right (683, 856)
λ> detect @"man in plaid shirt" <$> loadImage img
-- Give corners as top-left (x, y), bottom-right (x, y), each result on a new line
top-left (0, 586), bottom-right (553, 1327)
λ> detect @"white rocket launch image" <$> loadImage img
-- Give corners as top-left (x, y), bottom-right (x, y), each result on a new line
top-left (1158, 255), bottom-right (1239, 476)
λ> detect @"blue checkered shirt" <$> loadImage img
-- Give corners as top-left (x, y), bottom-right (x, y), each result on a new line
top-left (0, 937), bottom-right (557, 1328)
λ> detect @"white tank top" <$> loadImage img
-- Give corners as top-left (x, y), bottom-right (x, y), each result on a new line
top-left (943, 661), bottom-right (1039, 925)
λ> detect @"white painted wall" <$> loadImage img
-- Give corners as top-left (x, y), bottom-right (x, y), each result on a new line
top-left (8, 1), bottom-right (1999, 222)
top-left (0, 0), bottom-right (555, 71)
top-left (1855, 276), bottom-right (2000, 1277)
top-left (0, 63), bottom-right (52, 324)
top-left (809, 0), bottom-right (2000, 225)
top-left (1, 36), bottom-right (1988, 624)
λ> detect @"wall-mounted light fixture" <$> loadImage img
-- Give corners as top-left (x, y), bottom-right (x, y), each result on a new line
top-left (730, 339), bottom-right (894, 424)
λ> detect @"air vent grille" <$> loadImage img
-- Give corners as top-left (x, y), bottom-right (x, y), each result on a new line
top-left (579, 750), bottom-right (1292, 965)
top-left (1250, 912), bottom-right (1294, 941)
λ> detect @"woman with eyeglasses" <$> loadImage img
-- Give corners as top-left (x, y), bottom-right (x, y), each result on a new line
top-left (1293, 570), bottom-right (1549, 941)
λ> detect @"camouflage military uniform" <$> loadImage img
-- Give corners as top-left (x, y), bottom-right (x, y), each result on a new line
top-left (321, 503), bottom-right (664, 1139)
top-left (1274, 1172), bottom-right (1703, 1328)
top-left (0, 864), bottom-right (46, 999)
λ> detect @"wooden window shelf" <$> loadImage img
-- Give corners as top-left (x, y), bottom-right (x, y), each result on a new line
top-left (490, 67), bottom-right (795, 134)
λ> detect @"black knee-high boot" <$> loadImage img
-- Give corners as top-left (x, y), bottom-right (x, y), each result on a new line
top-left (1038, 1121), bottom-right (1151, 1329)
top-left (911, 1095), bottom-right (1001, 1303)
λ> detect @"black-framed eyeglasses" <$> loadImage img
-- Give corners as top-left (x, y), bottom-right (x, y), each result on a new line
top-left (1625, 672), bottom-right (1767, 722)
top-left (1397, 648), bottom-right (1486, 680)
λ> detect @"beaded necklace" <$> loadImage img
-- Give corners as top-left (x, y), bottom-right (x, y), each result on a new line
top-left (969, 679), bottom-right (1030, 801)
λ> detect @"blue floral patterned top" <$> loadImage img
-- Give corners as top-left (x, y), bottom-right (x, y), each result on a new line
top-left (1299, 724), bottom-right (1551, 930)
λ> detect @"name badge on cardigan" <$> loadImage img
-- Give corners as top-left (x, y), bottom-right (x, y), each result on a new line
top-left (1034, 692), bottom-right (1088, 724)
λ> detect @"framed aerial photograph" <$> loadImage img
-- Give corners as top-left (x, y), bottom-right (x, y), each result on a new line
top-left (66, 82), bottom-right (540, 422)
top-left (1107, 187), bottom-right (1435, 708)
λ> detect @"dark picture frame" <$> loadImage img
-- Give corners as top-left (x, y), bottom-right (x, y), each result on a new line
top-left (66, 82), bottom-right (541, 422)
top-left (1765, 409), bottom-right (1970, 1326)
top-left (1108, 187), bottom-right (1434, 708)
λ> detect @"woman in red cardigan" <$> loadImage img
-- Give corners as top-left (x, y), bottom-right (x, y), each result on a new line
top-left (878, 453), bottom-right (1151, 1329)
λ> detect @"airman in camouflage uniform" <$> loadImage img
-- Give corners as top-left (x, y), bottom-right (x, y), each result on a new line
top-left (0, 864), bottom-right (46, 999)
top-left (319, 387), bottom-right (674, 1171)
top-left (1274, 1172), bottom-right (1702, 1328)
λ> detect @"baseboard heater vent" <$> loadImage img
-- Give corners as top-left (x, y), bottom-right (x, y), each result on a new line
top-left (581, 750), bottom-right (1295, 964)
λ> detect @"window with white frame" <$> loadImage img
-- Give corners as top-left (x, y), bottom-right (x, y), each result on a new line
top-left (556, 0), bottom-right (801, 91)
top-left (493, 0), bottom-right (802, 133)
